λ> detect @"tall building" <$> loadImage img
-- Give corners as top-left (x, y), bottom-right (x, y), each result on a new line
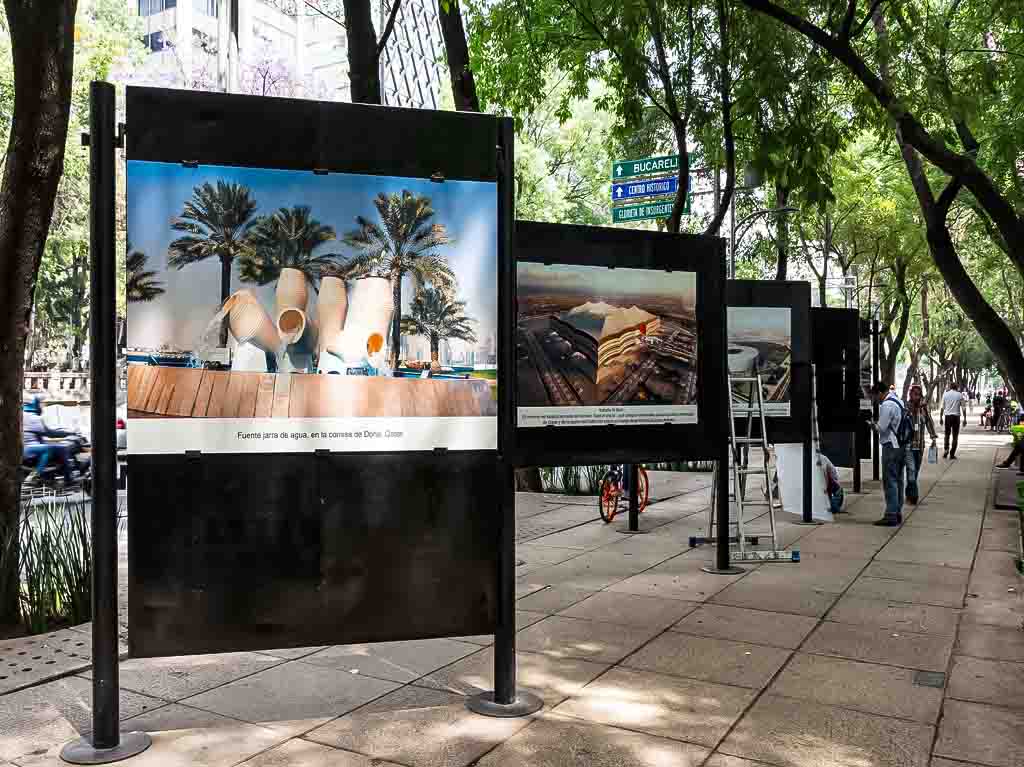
top-left (134, 0), bottom-right (445, 107)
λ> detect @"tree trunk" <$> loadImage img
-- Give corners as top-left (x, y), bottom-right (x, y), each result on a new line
top-left (438, 0), bottom-right (480, 111)
top-left (219, 252), bottom-right (232, 347)
top-left (703, 0), bottom-right (734, 237)
top-left (667, 119), bottom-right (690, 234)
top-left (389, 273), bottom-right (402, 368)
top-left (343, 0), bottom-right (381, 104)
top-left (430, 334), bottom-right (439, 364)
top-left (774, 183), bottom-right (789, 280)
top-left (0, 0), bottom-right (78, 624)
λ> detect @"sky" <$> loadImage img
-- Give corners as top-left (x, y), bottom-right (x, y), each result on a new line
top-left (727, 306), bottom-right (792, 341)
top-left (127, 161), bottom-right (498, 351)
top-left (517, 262), bottom-right (697, 308)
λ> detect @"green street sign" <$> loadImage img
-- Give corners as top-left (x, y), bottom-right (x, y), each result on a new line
top-left (611, 196), bottom-right (689, 224)
top-left (612, 153), bottom-right (691, 180)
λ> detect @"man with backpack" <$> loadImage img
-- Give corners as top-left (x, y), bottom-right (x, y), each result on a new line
top-left (872, 380), bottom-right (912, 526)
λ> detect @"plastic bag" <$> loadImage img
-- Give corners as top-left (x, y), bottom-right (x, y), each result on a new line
top-left (928, 443), bottom-right (938, 464)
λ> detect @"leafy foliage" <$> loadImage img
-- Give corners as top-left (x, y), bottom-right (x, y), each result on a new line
top-left (400, 287), bottom-right (477, 362)
top-left (239, 205), bottom-right (339, 287)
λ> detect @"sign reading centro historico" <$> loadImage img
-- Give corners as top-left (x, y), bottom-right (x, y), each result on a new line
top-left (613, 153), bottom-right (681, 179)
top-left (611, 197), bottom-right (689, 223)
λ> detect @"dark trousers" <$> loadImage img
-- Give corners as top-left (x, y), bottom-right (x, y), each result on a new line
top-left (944, 414), bottom-right (960, 456)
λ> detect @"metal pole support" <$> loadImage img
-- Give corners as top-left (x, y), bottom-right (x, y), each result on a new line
top-left (794, 438), bottom-right (822, 525)
top-left (61, 82), bottom-right (151, 765)
top-left (704, 442), bottom-right (744, 574)
top-left (466, 460), bottom-right (543, 718)
top-left (871, 320), bottom-right (880, 482)
top-left (617, 463), bottom-right (648, 534)
top-left (852, 428), bottom-right (862, 493)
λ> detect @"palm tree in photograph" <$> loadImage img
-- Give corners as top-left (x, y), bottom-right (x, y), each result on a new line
top-left (167, 180), bottom-right (259, 346)
top-left (240, 205), bottom-right (339, 287)
top-left (126, 244), bottom-right (164, 303)
top-left (401, 287), bottom-right (477, 366)
top-left (343, 190), bottom-right (454, 367)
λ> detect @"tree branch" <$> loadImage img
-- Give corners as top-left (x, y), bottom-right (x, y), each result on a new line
top-left (376, 0), bottom-right (403, 57)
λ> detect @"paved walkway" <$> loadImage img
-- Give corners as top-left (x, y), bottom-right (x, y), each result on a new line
top-left (1, 425), bottom-right (1021, 767)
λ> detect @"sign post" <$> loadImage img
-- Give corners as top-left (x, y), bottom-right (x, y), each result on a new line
top-left (61, 81), bottom-right (152, 766)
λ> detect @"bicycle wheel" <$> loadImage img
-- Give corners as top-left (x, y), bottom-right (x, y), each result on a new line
top-left (598, 474), bottom-right (619, 523)
top-left (637, 467), bottom-right (650, 512)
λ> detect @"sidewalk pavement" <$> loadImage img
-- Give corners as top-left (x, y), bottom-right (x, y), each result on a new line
top-left (1, 424), bottom-right (1021, 767)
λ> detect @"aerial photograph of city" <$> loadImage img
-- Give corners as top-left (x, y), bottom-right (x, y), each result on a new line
top-left (516, 262), bottom-right (699, 410)
top-left (726, 306), bottom-right (793, 415)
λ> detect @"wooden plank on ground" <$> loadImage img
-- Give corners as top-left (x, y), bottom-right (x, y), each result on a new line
top-left (237, 372), bottom-right (262, 418)
top-left (272, 374), bottom-right (292, 418)
top-left (204, 371), bottom-right (232, 417)
top-left (169, 369), bottom-right (205, 416)
top-left (222, 372), bottom-right (247, 418)
top-left (253, 374), bottom-right (276, 417)
top-left (191, 370), bottom-right (215, 417)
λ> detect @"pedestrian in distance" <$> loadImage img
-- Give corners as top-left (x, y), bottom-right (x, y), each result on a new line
top-left (941, 382), bottom-right (966, 459)
top-left (871, 380), bottom-right (912, 526)
top-left (991, 389), bottom-right (1005, 431)
top-left (905, 383), bottom-right (937, 505)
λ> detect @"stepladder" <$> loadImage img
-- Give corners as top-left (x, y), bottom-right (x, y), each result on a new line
top-left (692, 373), bottom-right (799, 564)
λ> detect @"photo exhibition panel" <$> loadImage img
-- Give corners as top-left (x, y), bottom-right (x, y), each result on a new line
top-left (126, 161), bottom-right (499, 454)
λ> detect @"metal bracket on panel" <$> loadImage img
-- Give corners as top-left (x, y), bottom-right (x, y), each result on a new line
top-left (430, 171), bottom-right (445, 183)
top-left (433, 447), bottom-right (449, 455)
top-left (116, 122), bottom-right (126, 148)
top-left (313, 168), bottom-right (329, 175)
top-left (182, 160), bottom-right (198, 168)
top-left (184, 450), bottom-right (202, 460)
top-left (80, 132), bottom-right (90, 147)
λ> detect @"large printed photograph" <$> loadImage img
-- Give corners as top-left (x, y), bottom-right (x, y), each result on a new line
top-left (126, 161), bottom-right (498, 453)
top-left (516, 263), bottom-right (699, 428)
top-left (726, 306), bottom-right (792, 417)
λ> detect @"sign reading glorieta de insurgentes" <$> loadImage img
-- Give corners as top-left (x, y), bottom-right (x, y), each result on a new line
top-left (611, 197), bottom-right (690, 223)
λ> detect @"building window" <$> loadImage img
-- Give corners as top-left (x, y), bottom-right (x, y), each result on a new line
top-left (194, 0), bottom-right (218, 16)
top-left (142, 30), bottom-right (167, 51)
top-left (138, 0), bottom-right (176, 15)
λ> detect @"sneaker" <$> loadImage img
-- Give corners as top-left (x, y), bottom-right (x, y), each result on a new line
top-left (907, 496), bottom-right (918, 504)
top-left (873, 519), bottom-right (900, 527)
top-left (943, 452), bottom-right (949, 458)
top-left (950, 455), bottom-right (958, 460)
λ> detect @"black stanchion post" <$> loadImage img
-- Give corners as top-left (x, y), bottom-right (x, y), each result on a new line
top-left (853, 428), bottom-right (862, 493)
top-left (703, 442), bottom-right (743, 574)
top-left (617, 463), bottom-right (647, 535)
top-left (466, 460), bottom-right (542, 717)
top-left (628, 464), bottom-right (639, 531)
top-left (61, 82), bottom-right (151, 765)
top-left (466, 115), bottom-right (540, 719)
top-left (871, 320), bottom-right (880, 482)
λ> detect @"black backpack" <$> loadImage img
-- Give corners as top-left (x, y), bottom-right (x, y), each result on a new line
top-left (893, 400), bottom-right (914, 448)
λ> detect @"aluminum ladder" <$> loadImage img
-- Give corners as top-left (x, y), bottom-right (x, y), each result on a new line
top-left (693, 373), bottom-right (796, 563)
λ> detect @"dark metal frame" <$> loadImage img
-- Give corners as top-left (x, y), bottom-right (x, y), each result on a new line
top-left (812, 307), bottom-right (860, 473)
top-left (61, 81), bottom-right (152, 767)
top-left (509, 220), bottom-right (729, 467)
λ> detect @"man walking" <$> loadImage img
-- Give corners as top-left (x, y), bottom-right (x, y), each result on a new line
top-left (941, 382), bottom-right (966, 459)
top-left (873, 380), bottom-right (907, 526)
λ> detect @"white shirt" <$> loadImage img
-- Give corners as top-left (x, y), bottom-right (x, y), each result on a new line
top-left (941, 389), bottom-right (965, 418)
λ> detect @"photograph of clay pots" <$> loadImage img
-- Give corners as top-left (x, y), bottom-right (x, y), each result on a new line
top-left (726, 306), bottom-right (793, 416)
top-left (126, 161), bottom-right (498, 421)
